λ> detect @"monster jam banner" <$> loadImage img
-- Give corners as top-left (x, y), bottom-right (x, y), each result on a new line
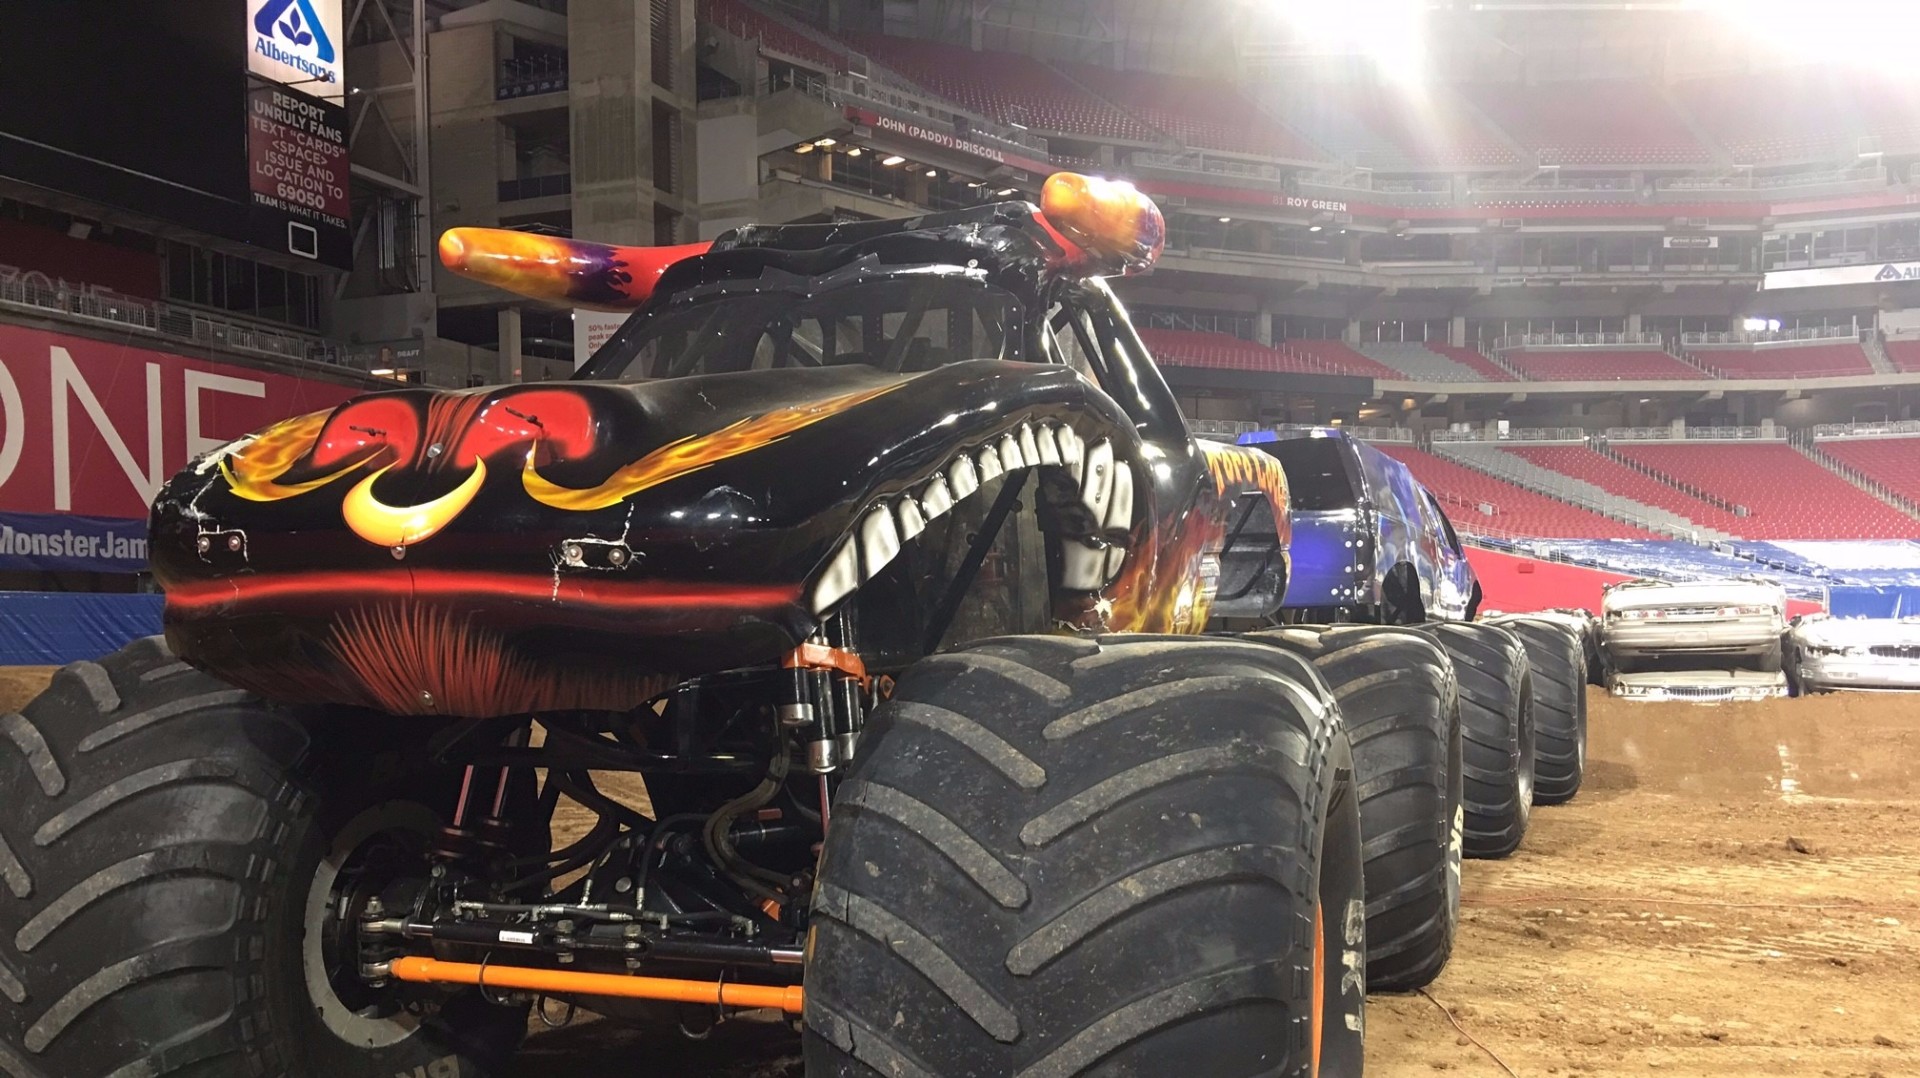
top-left (246, 79), bottom-right (352, 268)
top-left (0, 511), bottom-right (148, 573)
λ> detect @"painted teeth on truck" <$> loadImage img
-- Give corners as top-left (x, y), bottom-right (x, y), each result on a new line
top-left (858, 506), bottom-right (901, 579)
top-left (977, 445), bottom-right (1005, 483)
top-left (1081, 439), bottom-right (1115, 520)
top-left (949, 455), bottom-right (980, 498)
top-left (810, 538), bottom-right (860, 613)
top-left (920, 475), bottom-right (955, 521)
top-left (1017, 423), bottom-right (1042, 467)
top-left (815, 422), bottom-right (1121, 613)
top-left (895, 498), bottom-right (927, 541)
top-left (1105, 460), bottom-right (1134, 530)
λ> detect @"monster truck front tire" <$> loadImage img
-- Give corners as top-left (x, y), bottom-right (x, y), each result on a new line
top-left (0, 637), bottom-right (532, 1078)
top-left (1419, 623), bottom-right (1536, 859)
top-left (1248, 625), bottom-right (1462, 992)
top-left (1490, 617), bottom-right (1587, 805)
top-left (805, 635), bottom-right (1366, 1076)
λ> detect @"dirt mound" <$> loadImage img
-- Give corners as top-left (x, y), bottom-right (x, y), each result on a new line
top-left (0, 668), bottom-right (54, 713)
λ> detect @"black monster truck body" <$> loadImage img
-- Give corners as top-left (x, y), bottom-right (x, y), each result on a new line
top-left (0, 176), bottom-right (1380, 1078)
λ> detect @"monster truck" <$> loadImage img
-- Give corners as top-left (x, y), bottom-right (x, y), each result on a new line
top-left (0, 175), bottom-right (1373, 1077)
top-left (1215, 428), bottom-right (1562, 990)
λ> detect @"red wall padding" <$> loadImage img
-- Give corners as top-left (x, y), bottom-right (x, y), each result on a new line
top-left (1465, 547), bottom-right (1824, 617)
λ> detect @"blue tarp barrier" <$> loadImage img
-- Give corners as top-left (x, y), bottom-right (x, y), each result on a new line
top-left (0, 592), bottom-right (164, 665)
top-left (1827, 586), bottom-right (1920, 619)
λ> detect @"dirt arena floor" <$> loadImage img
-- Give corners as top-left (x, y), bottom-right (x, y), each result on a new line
top-left (9, 668), bottom-right (1915, 1074)
top-left (518, 687), bottom-right (1920, 1077)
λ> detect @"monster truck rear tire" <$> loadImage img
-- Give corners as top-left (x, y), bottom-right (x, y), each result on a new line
top-left (1248, 625), bottom-right (1462, 992)
top-left (1418, 623), bottom-right (1535, 859)
top-left (804, 635), bottom-right (1366, 1077)
top-left (0, 637), bottom-right (533, 1078)
top-left (1489, 617), bottom-right (1587, 806)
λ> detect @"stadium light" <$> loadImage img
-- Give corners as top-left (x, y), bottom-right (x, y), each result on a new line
top-left (1268, 0), bottom-right (1427, 85)
top-left (881, 155), bottom-right (906, 166)
top-left (1686, 0), bottom-right (1920, 67)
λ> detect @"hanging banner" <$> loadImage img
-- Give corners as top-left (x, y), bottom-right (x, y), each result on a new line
top-left (0, 510), bottom-right (149, 573)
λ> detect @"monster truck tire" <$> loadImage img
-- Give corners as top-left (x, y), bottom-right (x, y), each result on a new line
top-left (0, 636), bottom-right (532, 1078)
top-left (1418, 623), bottom-right (1535, 859)
top-left (804, 634), bottom-right (1366, 1077)
top-left (1488, 617), bottom-right (1586, 806)
top-left (1247, 625), bottom-right (1461, 992)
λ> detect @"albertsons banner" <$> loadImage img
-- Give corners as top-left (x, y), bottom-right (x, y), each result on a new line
top-left (247, 0), bottom-right (345, 103)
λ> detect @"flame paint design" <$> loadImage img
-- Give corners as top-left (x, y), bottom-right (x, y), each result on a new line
top-left (342, 461), bottom-right (488, 547)
top-left (523, 383), bottom-right (904, 511)
top-left (1200, 441), bottom-right (1291, 504)
top-left (219, 412), bottom-right (344, 501)
top-left (438, 228), bottom-right (711, 311)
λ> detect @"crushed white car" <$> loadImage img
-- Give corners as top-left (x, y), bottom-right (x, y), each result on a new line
top-left (1788, 614), bottom-right (1920, 693)
top-left (1601, 578), bottom-right (1787, 674)
top-left (1609, 669), bottom-right (1789, 702)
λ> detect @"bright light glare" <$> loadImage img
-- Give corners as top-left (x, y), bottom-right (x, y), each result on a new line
top-left (1687, 0), bottom-right (1920, 67)
top-left (1272, 0), bottom-right (1426, 85)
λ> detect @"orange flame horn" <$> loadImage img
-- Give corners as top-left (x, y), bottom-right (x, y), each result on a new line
top-left (438, 228), bottom-right (712, 310)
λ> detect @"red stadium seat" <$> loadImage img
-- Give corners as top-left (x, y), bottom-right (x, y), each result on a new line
top-left (1461, 80), bottom-right (1713, 166)
top-left (1690, 343), bottom-right (1872, 379)
top-left (1610, 442), bottom-right (1916, 539)
top-left (843, 34), bottom-right (1158, 142)
top-left (1425, 344), bottom-right (1516, 382)
top-left (1499, 349), bottom-right (1702, 381)
top-left (1506, 445), bottom-right (1747, 535)
top-left (1885, 340), bottom-right (1920, 373)
top-left (1672, 67), bottom-right (1920, 162)
top-left (1372, 446), bottom-right (1657, 539)
top-left (1816, 437), bottom-right (1920, 510)
top-left (703, 0), bottom-right (850, 73)
top-left (1055, 62), bottom-right (1326, 161)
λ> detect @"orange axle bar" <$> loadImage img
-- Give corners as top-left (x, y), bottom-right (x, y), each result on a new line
top-left (386, 956), bottom-right (804, 1014)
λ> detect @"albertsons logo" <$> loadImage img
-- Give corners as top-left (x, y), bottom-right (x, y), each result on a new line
top-left (1874, 263), bottom-right (1920, 282)
top-left (249, 0), bottom-right (342, 99)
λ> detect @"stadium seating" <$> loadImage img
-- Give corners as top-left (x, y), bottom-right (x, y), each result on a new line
top-left (1886, 340), bottom-right (1920, 373)
top-left (1610, 442), bottom-right (1917, 539)
top-left (1139, 329), bottom-right (1344, 376)
top-left (1690, 343), bottom-right (1873, 378)
top-left (704, 0), bottom-right (849, 73)
top-left (1460, 80), bottom-right (1713, 165)
top-left (1505, 444), bottom-right (1747, 536)
top-left (1671, 68), bottom-right (1920, 162)
top-left (1279, 339), bottom-right (1404, 379)
top-left (1055, 62), bottom-right (1325, 160)
top-left (1498, 349), bottom-right (1703, 381)
top-left (1371, 445), bottom-right (1658, 539)
top-left (1426, 344), bottom-right (1517, 382)
top-left (1816, 437), bottom-right (1920, 510)
top-left (1273, 79), bottom-right (1519, 168)
top-left (1358, 343), bottom-right (1488, 381)
top-left (843, 35), bottom-right (1158, 142)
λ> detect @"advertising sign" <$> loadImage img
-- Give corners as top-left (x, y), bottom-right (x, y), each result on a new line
top-left (0, 325), bottom-right (360, 524)
top-left (1763, 262), bottom-right (1920, 290)
top-left (247, 0), bottom-right (345, 103)
top-left (574, 310), bottom-right (630, 368)
top-left (247, 80), bottom-right (352, 267)
top-left (1663, 235), bottom-right (1720, 249)
top-left (0, 511), bottom-right (149, 573)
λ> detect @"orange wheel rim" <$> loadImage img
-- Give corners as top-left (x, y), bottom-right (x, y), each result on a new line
top-left (1311, 902), bottom-right (1325, 1077)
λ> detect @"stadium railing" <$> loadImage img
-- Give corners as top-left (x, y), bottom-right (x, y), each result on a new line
top-left (1492, 332), bottom-right (1666, 350)
top-left (1812, 419), bottom-right (1920, 441)
top-left (0, 275), bottom-right (354, 372)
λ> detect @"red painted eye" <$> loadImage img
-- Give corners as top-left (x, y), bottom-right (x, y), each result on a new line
top-left (452, 389), bottom-right (598, 467)
top-left (311, 397), bottom-right (420, 471)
